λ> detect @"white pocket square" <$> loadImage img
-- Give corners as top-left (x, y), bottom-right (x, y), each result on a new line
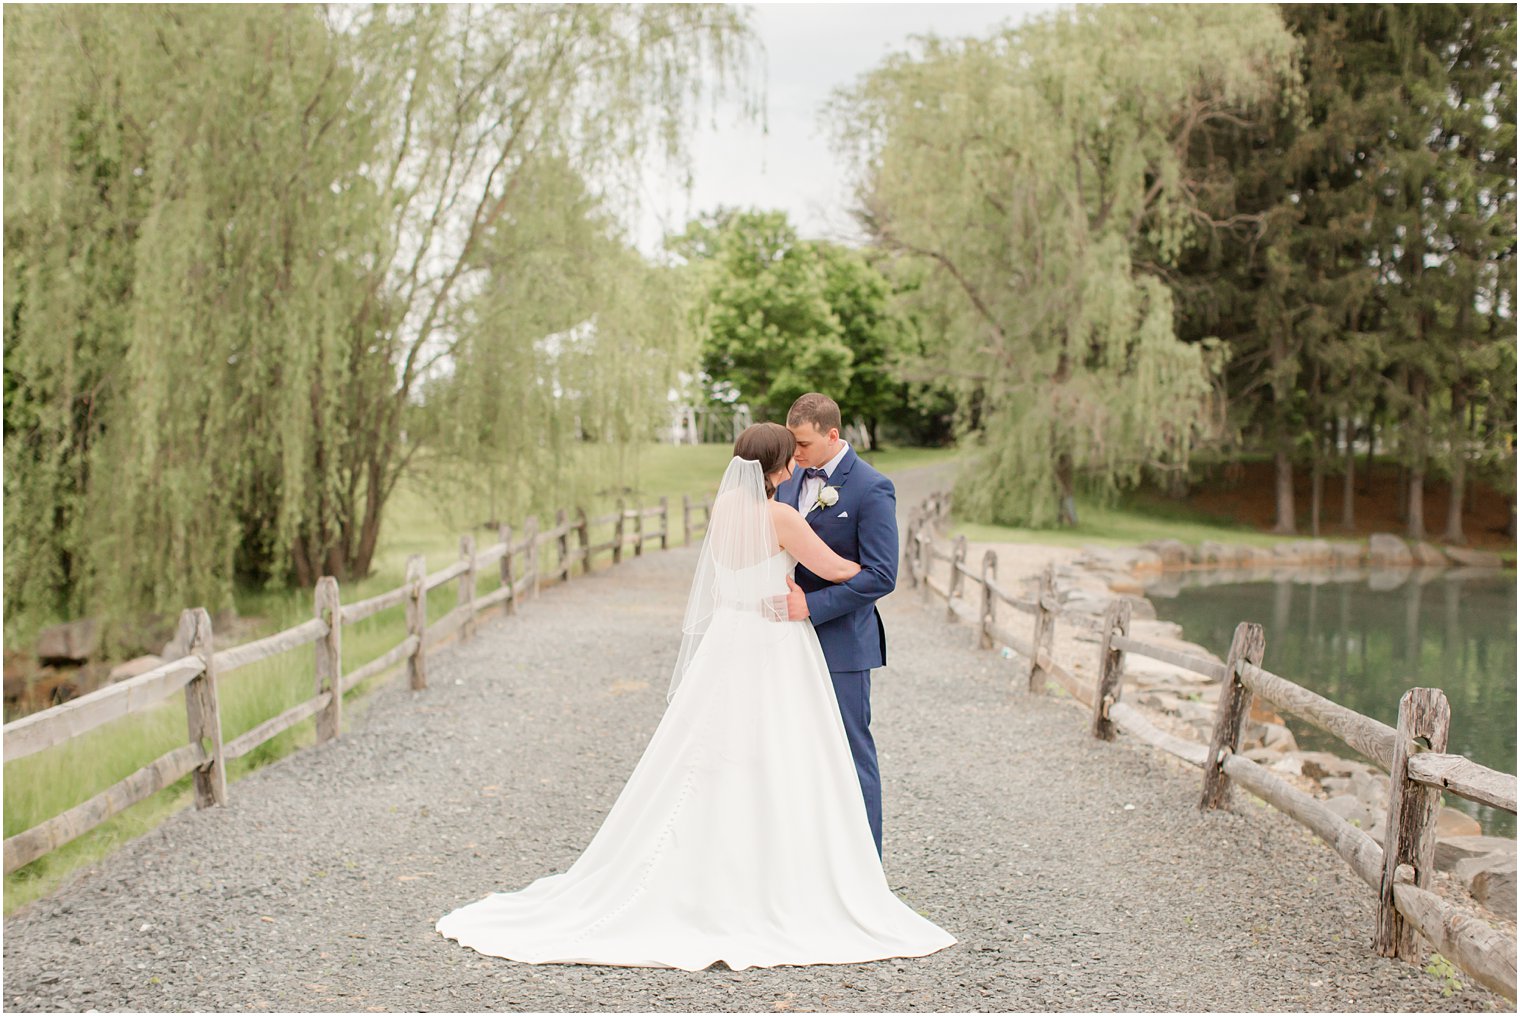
top-left (837, 510), bottom-right (849, 518)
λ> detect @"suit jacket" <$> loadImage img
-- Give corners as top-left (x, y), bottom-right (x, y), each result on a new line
top-left (776, 446), bottom-right (898, 672)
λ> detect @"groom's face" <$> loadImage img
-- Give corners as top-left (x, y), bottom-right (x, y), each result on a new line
top-left (788, 421), bottom-right (839, 468)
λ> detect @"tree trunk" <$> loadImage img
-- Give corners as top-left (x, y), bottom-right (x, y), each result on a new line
top-left (1340, 418), bottom-right (1356, 530)
top-left (1273, 447), bottom-right (1296, 534)
top-left (352, 457), bottom-right (386, 580)
top-left (1055, 452), bottom-right (1078, 527)
top-left (1361, 416), bottom-right (1376, 496)
top-left (1405, 371), bottom-right (1427, 542)
top-left (1406, 468), bottom-right (1425, 541)
top-left (1443, 385), bottom-right (1467, 544)
top-left (1310, 455), bottom-right (1323, 538)
top-left (291, 535), bottom-right (315, 589)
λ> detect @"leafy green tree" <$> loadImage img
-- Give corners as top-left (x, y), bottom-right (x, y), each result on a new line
top-left (683, 210), bottom-right (853, 422)
top-left (675, 209), bottom-right (918, 438)
top-left (833, 5), bottom-right (1299, 526)
top-left (818, 244), bottom-right (913, 447)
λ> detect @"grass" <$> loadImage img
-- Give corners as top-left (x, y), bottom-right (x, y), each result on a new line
top-left (3, 440), bottom-right (960, 913)
top-left (949, 493), bottom-right (1343, 549)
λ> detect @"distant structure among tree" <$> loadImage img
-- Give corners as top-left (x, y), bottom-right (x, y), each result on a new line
top-left (664, 404), bottom-right (754, 445)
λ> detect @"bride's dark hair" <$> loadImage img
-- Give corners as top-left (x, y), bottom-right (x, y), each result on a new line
top-left (733, 422), bottom-right (796, 498)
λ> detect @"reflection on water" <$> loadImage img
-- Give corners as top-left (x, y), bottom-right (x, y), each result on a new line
top-left (1148, 567), bottom-right (1517, 838)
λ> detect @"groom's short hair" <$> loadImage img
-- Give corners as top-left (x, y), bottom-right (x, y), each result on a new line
top-left (787, 393), bottom-right (842, 435)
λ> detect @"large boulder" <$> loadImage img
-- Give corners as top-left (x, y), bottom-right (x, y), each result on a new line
top-left (1436, 834), bottom-right (1517, 872)
top-left (1367, 533), bottom-right (1414, 567)
top-left (1455, 853), bottom-right (1517, 919)
top-left (1256, 721), bottom-right (1298, 754)
top-left (1242, 546), bottom-right (1278, 568)
top-left (36, 618), bottom-right (101, 664)
top-left (1324, 794), bottom-right (1379, 832)
top-left (1435, 807), bottom-right (1483, 838)
top-left (1410, 541), bottom-right (1450, 567)
top-left (1296, 750), bottom-right (1367, 780)
top-left (1197, 541), bottom-right (1242, 567)
top-left (1296, 539), bottom-right (1334, 564)
top-left (1143, 539), bottom-right (1192, 568)
top-left (1349, 769), bottom-right (1388, 810)
top-left (1079, 546), bottom-right (1162, 573)
top-left (1444, 546), bottom-right (1505, 569)
top-left (1329, 542), bottom-right (1365, 567)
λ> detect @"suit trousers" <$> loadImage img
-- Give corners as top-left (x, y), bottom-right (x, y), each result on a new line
top-left (829, 668), bottom-right (882, 857)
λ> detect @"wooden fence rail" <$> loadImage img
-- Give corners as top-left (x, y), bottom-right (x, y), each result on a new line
top-left (904, 493), bottom-right (1517, 1002)
top-left (3, 493), bottom-right (714, 877)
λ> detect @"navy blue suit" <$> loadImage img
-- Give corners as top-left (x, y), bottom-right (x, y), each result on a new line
top-left (776, 446), bottom-right (898, 857)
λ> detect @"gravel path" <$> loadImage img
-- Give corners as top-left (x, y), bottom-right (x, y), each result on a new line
top-left (3, 466), bottom-right (1505, 1012)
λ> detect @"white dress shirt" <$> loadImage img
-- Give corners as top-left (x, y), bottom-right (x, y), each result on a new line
top-left (800, 441), bottom-right (850, 516)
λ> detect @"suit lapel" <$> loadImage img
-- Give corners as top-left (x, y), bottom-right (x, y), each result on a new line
top-left (806, 447), bottom-right (859, 530)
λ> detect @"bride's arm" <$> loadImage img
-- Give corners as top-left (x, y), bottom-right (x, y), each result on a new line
top-left (769, 502), bottom-right (861, 582)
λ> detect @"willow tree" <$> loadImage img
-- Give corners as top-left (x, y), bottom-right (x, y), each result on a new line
top-left (5, 6), bottom-right (376, 627)
top-left (291, 4), bottom-right (753, 586)
top-left (5, 5), bottom-right (752, 636)
top-left (833, 6), bottom-right (1299, 526)
top-left (410, 155), bottom-right (701, 530)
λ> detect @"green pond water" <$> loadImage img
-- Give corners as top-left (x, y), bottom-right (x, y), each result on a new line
top-left (1147, 569), bottom-right (1517, 838)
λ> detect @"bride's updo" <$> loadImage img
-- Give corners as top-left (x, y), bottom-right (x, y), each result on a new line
top-left (733, 422), bottom-right (796, 498)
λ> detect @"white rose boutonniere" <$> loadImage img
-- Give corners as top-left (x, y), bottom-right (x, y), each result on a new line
top-left (813, 485), bottom-right (840, 512)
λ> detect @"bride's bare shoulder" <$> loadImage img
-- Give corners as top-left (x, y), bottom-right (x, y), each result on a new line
top-left (767, 500), bottom-right (802, 526)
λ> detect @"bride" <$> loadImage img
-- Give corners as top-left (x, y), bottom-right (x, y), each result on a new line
top-left (436, 422), bottom-right (955, 971)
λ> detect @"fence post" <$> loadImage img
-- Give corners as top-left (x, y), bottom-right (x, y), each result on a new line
top-left (180, 608), bottom-right (227, 808)
top-left (458, 534), bottom-right (477, 641)
top-left (498, 523), bottom-right (516, 615)
top-left (524, 515), bottom-right (540, 596)
top-left (612, 500), bottom-right (625, 565)
top-left (314, 576), bottom-right (342, 744)
top-left (978, 550), bottom-right (997, 650)
top-left (576, 508), bottom-right (591, 574)
top-left (555, 508), bottom-right (570, 581)
top-left (919, 522), bottom-right (934, 590)
top-left (405, 554), bottom-right (427, 690)
top-left (918, 528), bottom-right (934, 604)
top-left (904, 517), bottom-right (919, 588)
top-left (659, 496), bottom-right (669, 549)
top-left (1374, 687), bottom-right (1452, 960)
top-left (1199, 621), bottom-right (1267, 809)
top-left (634, 501), bottom-right (645, 557)
top-left (1030, 564), bottom-right (1056, 694)
top-left (682, 494), bottom-right (693, 546)
top-left (1091, 599), bottom-right (1131, 739)
top-left (946, 535), bottom-right (967, 621)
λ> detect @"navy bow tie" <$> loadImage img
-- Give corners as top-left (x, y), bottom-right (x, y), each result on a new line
top-left (801, 467), bottom-right (828, 481)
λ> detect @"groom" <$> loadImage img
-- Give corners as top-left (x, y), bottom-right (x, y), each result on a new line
top-left (775, 393), bottom-right (898, 858)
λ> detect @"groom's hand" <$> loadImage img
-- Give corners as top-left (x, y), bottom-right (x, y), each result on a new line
top-left (783, 576), bottom-right (810, 621)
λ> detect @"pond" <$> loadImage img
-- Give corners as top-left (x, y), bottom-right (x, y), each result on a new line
top-left (1147, 568), bottom-right (1517, 838)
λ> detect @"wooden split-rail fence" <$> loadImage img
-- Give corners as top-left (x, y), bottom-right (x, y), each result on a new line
top-left (2, 494), bottom-right (715, 877)
top-left (904, 491), bottom-right (1518, 1002)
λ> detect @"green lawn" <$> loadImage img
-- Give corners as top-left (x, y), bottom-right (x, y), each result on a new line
top-left (948, 492), bottom-right (1345, 550)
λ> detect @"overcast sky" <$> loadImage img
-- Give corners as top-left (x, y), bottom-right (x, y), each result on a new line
top-left (630, 2), bottom-right (1063, 254)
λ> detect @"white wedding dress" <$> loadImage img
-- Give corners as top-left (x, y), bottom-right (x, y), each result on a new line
top-left (436, 464), bottom-right (956, 970)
